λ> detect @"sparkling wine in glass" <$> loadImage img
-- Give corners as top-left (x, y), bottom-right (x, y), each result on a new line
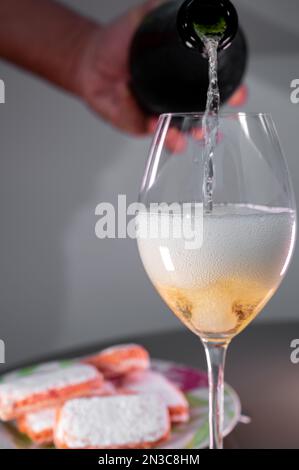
top-left (136, 113), bottom-right (296, 448)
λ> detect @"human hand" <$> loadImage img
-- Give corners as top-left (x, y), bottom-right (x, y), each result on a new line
top-left (76, 1), bottom-right (161, 135)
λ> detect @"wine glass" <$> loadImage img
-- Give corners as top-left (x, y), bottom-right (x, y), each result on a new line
top-left (136, 113), bottom-right (296, 449)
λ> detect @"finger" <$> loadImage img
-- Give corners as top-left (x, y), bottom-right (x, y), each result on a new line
top-left (228, 84), bottom-right (248, 107)
top-left (166, 128), bottom-right (188, 153)
top-left (147, 116), bottom-right (159, 133)
top-left (191, 127), bottom-right (205, 141)
top-left (148, 116), bottom-right (188, 152)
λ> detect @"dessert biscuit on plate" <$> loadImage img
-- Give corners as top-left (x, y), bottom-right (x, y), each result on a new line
top-left (85, 344), bottom-right (150, 378)
top-left (17, 407), bottom-right (56, 445)
top-left (0, 364), bottom-right (102, 421)
top-left (121, 370), bottom-right (190, 423)
top-left (16, 380), bottom-right (116, 445)
top-left (54, 394), bottom-right (170, 449)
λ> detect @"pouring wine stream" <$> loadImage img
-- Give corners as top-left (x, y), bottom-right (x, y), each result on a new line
top-left (193, 18), bottom-right (226, 214)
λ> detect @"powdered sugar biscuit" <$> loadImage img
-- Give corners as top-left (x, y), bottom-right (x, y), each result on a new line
top-left (17, 407), bottom-right (56, 444)
top-left (0, 364), bottom-right (102, 421)
top-left (121, 370), bottom-right (189, 423)
top-left (16, 380), bottom-right (115, 444)
top-left (85, 344), bottom-right (150, 378)
top-left (54, 394), bottom-right (170, 449)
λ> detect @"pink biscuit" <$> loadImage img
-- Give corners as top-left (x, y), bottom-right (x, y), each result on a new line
top-left (17, 407), bottom-right (56, 444)
top-left (121, 370), bottom-right (190, 424)
top-left (16, 380), bottom-right (116, 444)
top-left (0, 364), bottom-right (103, 421)
top-left (85, 344), bottom-right (150, 378)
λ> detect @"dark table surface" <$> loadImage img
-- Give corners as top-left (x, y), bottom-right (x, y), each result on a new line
top-left (136, 321), bottom-right (299, 449)
top-left (2, 321), bottom-right (299, 449)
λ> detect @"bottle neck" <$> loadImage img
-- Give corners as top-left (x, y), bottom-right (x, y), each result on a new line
top-left (177, 0), bottom-right (239, 53)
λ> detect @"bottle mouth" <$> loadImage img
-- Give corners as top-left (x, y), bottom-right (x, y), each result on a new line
top-left (177, 0), bottom-right (239, 52)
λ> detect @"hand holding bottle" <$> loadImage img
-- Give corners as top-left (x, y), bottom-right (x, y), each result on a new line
top-left (0, 0), bottom-right (160, 135)
top-left (76, 0), bottom-right (162, 135)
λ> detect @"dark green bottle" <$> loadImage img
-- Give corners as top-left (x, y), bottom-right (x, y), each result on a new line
top-left (129, 0), bottom-right (247, 115)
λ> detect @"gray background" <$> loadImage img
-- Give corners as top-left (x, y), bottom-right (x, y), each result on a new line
top-left (0, 0), bottom-right (298, 367)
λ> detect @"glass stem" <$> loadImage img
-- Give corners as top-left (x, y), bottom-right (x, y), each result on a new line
top-left (203, 340), bottom-right (230, 449)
